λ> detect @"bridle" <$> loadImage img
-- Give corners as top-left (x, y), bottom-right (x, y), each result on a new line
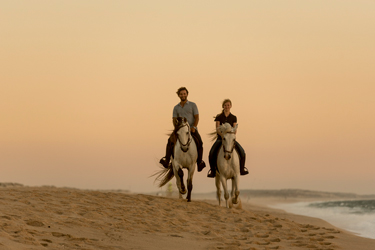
top-left (177, 124), bottom-right (192, 152)
top-left (222, 132), bottom-right (236, 154)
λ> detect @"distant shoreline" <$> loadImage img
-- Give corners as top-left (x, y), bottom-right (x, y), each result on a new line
top-left (149, 188), bottom-right (375, 202)
top-left (3, 183), bottom-right (374, 200)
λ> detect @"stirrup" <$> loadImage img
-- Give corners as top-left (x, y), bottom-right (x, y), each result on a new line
top-left (240, 167), bottom-right (249, 175)
top-left (207, 170), bottom-right (216, 178)
top-left (197, 161), bottom-right (206, 172)
top-left (159, 158), bottom-right (169, 168)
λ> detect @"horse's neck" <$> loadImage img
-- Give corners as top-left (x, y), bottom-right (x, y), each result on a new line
top-left (176, 137), bottom-right (196, 152)
top-left (174, 139), bottom-right (197, 163)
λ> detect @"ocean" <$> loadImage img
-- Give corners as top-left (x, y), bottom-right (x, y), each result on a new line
top-left (271, 199), bottom-right (375, 239)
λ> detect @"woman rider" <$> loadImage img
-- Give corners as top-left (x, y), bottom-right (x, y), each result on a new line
top-left (207, 99), bottom-right (249, 178)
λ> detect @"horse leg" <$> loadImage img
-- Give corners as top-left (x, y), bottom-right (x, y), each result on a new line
top-left (230, 178), bottom-right (235, 204)
top-left (185, 165), bottom-right (195, 202)
top-left (186, 174), bottom-right (193, 202)
top-left (173, 162), bottom-right (185, 198)
top-left (231, 176), bottom-right (240, 204)
top-left (221, 177), bottom-right (229, 208)
top-left (231, 178), bottom-right (238, 204)
top-left (177, 168), bottom-right (186, 195)
top-left (215, 175), bottom-right (221, 206)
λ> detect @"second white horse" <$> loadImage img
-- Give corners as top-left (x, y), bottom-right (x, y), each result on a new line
top-left (215, 123), bottom-right (241, 208)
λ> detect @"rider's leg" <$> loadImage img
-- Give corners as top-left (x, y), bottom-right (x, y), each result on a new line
top-left (235, 141), bottom-right (249, 175)
top-left (192, 129), bottom-right (206, 171)
top-left (160, 134), bottom-right (175, 168)
top-left (207, 138), bottom-right (221, 178)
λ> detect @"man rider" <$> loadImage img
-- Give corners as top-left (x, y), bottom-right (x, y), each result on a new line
top-left (160, 87), bottom-right (206, 172)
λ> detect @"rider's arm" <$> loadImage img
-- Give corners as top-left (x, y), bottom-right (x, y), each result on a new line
top-left (216, 121), bottom-right (223, 137)
top-left (215, 121), bottom-right (220, 129)
top-left (233, 122), bottom-right (237, 134)
top-left (193, 114), bottom-right (199, 128)
top-left (192, 114), bottom-right (199, 132)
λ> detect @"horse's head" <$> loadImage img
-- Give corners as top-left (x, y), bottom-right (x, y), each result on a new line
top-left (174, 117), bottom-right (185, 128)
top-left (175, 117), bottom-right (191, 152)
top-left (219, 123), bottom-right (238, 160)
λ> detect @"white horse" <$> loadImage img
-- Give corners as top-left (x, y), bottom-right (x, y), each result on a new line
top-left (154, 117), bottom-right (198, 202)
top-left (215, 123), bottom-right (241, 208)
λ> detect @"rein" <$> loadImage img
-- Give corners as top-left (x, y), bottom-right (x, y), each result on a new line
top-left (223, 142), bottom-right (235, 154)
top-left (222, 132), bottom-right (236, 154)
top-left (177, 124), bottom-right (192, 152)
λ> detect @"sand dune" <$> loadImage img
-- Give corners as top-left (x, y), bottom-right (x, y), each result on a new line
top-left (0, 185), bottom-right (374, 250)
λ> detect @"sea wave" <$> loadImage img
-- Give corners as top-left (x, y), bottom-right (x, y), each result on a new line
top-left (271, 200), bottom-right (375, 239)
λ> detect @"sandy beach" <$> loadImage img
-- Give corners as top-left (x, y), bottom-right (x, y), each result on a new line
top-left (1, 185), bottom-right (374, 250)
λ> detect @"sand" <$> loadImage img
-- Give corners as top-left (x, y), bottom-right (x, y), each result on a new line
top-left (1, 185), bottom-right (374, 250)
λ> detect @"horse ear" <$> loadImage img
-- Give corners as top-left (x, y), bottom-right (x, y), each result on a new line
top-left (233, 124), bottom-right (238, 132)
top-left (183, 117), bottom-right (187, 123)
top-left (174, 117), bottom-right (182, 127)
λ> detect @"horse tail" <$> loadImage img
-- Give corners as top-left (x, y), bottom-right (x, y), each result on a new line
top-left (152, 166), bottom-right (174, 188)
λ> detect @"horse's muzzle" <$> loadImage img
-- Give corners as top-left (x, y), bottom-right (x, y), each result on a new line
top-left (224, 153), bottom-right (231, 160)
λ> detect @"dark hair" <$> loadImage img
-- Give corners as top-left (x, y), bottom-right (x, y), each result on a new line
top-left (176, 87), bottom-right (189, 95)
top-left (214, 99), bottom-right (232, 118)
top-left (222, 99), bottom-right (232, 108)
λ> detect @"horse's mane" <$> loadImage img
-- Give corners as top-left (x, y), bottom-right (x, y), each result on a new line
top-left (208, 130), bottom-right (218, 142)
top-left (220, 123), bottom-right (233, 133)
top-left (208, 123), bottom-right (233, 142)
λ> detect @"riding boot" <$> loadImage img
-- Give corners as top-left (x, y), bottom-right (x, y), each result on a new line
top-left (197, 145), bottom-right (206, 172)
top-left (207, 150), bottom-right (216, 178)
top-left (235, 141), bottom-right (248, 176)
top-left (192, 130), bottom-right (206, 172)
top-left (207, 168), bottom-right (216, 178)
top-left (160, 140), bottom-right (173, 168)
top-left (239, 154), bottom-right (249, 176)
top-left (207, 139), bottom-right (221, 178)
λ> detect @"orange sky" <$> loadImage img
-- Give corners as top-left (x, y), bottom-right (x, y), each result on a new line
top-left (1, 1), bottom-right (374, 194)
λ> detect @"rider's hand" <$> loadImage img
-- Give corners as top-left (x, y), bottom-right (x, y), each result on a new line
top-left (191, 127), bottom-right (196, 133)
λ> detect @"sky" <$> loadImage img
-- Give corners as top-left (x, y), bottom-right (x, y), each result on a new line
top-left (1, 1), bottom-right (374, 195)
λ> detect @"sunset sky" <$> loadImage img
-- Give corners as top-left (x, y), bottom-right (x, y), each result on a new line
top-left (1, 1), bottom-right (374, 195)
